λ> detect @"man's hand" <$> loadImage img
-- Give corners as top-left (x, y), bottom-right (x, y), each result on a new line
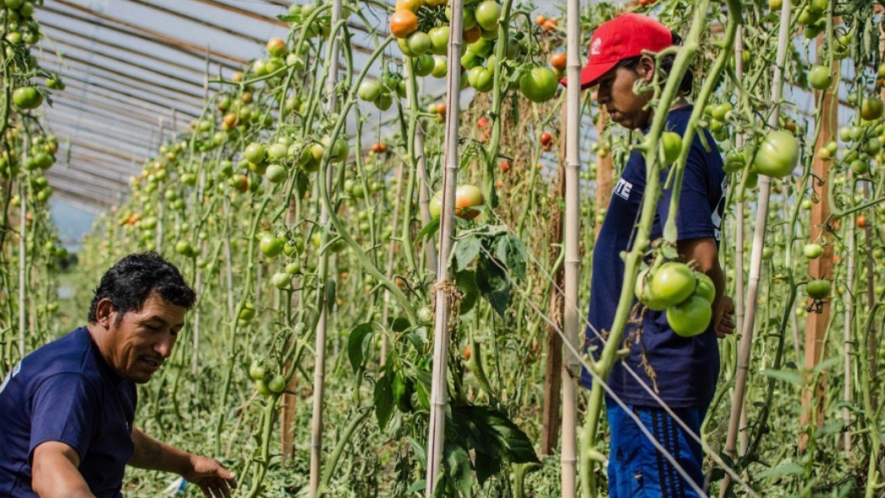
top-left (713, 295), bottom-right (736, 339)
top-left (181, 455), bottom-right (238, 498)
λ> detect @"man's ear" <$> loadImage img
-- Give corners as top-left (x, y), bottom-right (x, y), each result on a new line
top-left (640, 55), bottom-right (657, 83)
top-left (94, 298), bottom-right (117, 328)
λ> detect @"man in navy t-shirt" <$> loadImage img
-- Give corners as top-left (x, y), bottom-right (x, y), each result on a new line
top-left (0, 253), bottom-right (237, 498)
top-left (564, 14), bottom-right (736, 498)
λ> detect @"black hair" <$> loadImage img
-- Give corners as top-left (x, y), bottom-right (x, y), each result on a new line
top-left (88, 252), bottom-right (196, 324)
top-left (615, 31), bottom-right (693, 97)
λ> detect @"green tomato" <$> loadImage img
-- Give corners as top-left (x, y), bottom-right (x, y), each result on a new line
top-left (265, 164), bottom-right (287, 183)
top-left (649, 262), bottom-right (696, 307)
top-left (255, 379), bottom-right (272, 396)
top-left (467, 66), bottom-right (493, 92)
top-left (259, 233), bottom-right (285, 257)
top-left (358, 80), bottom-right (382, 102)
top-left (407, 31), bottom-right (432, 56)
top-left (12, 86), bottom-right (42, 110)
top-left (694, 273), bottom-right (715, 304)
top-left (519, 66), bottom-right (558, 103)
top-left (803, 243), bottom-right (823, 259)
top-left (634, 268), bottom-right (668, 311)
top-left (249, 361), bottom-right (268, 381)
top-left (244, 142), bottom-right (266, 165)
top-left (808, 65), bottom-right (833, 90)
top-left (268, 375), bottom-right (286, 394)
top-left (429, 190), bottom-right (442, 218)
top-left (667, 296), bottom-right (712, 338)
top-left (474, 1), bottom-right (502, 31)
top-left (429, 26), bottom-right (450, 55)
top-left (431, 56), bottom-right (448, 78)
top-left (807, 279), bottom-right (831, 299)
top-left (414, 54), bottom-right (435, 77)
top-left (753, 130), bottom-right (800, 178)
top-left (660, 131), bottom-right (682, 164)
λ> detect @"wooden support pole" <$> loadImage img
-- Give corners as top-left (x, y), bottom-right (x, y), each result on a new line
top-left (541, 105), bottom-right (567, 455)
top-left (799, 44), bottom-right (837, 453)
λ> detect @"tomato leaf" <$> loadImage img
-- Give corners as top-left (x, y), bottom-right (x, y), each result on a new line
top-left (347, 323), bottom-right (374, 372)
top-left (388, 316), bottom-right (411, 332)
top-left (453, 235), bottom-right (482, 272)
top-left (454, 270), bottom-right (479, 317)
top-left (409, 437), bottom-right (427, 468)
top-left (443, 443), bottom-right (473, 497)
top-left (476, 256), bottom-right (511, 317)
top-left (374, 368), bottom-right (395, 430)
top-left (452, 405), bottom-right (540, 465)
top-left (417, 217), bottom-right (440, 241)
top-left (495, 234), bottom-right (527, 282)
top-left (762, 369), bottom-right (803, 386)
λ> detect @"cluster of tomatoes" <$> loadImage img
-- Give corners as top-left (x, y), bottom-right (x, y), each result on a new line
top-left (634, 262), bottom-right (715, 337)
top-left (388, 0), bottom-right (559, 103)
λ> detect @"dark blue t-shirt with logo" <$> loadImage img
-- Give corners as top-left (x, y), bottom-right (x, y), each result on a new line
top-left (583, 105), bottom-right (726, 408)
top-left (0, 327), bottom-right (136, 497)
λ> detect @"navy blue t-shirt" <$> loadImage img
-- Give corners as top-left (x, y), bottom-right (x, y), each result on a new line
top-left (583, 105), bottom-right (726, 408)
top-left (0, 327), bottom-right (137, 497)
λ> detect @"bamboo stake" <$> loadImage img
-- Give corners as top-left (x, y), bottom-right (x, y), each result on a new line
top-left (594, 109), bottom-right (613, 237)
top-left (309, 1), bottom-right (342, 495)
top-left (562, 0), bottom-right (581, 495)
top-left (424, 0), bottom-right (463, 493)
top-left (733, 28), bottom-right (749, 458)
top-left (17, 174), bottom-right (26, 357)
top-left (721, 0), bottom-right (792, 493)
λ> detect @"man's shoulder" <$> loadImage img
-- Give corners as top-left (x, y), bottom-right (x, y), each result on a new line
top-left (19, 327), bottom-right (103, 385)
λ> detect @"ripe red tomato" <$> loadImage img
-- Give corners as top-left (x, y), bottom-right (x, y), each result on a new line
top-left (390, 10), bottom-right (419, 38)
top-left (463, 346), bottom-right (472, 360)
top-left (540, 132), bottom-right (553, 146)
top-left (499, 159), bottom-right (511, 173)
top-left (477, 117), bottom-right (489, 129)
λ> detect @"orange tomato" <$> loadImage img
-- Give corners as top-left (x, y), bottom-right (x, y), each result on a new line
top-left (463, 346), bottom-right (472, 360)
top-left (857, 214), bottom-right (867, 229)
top-left (535, 15), bottom-right (546, 25)
top-left (550, 53), bottom-right (567, 71)
top-left (463, 25), bottom-right (482, 43)
top-left (542, 18), bottom-right (558, 31)
top-left (436, 103), bottom-right (447, 115)
top-left (389, 10), bottom-right (419, 38)
top-left (499, 159), bottom-right (511, 173)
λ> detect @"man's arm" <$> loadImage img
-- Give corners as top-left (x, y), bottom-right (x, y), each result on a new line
top-left (130, 428), bottom-right (237, 498)
top-left (677, 237), bottom-right (735, 338)
top-left (129, 427), bottom-right (191, 474)
top-left (32, 441), bottom-right (95, 498)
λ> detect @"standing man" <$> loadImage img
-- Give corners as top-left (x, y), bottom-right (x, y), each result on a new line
top-left (565, 14), bottom-right (736, 498)
top-left (0, 252), bottom-right (237, 498)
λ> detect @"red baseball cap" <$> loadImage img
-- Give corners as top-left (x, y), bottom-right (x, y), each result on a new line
top-left (562, 13), bottom-right (675, 89)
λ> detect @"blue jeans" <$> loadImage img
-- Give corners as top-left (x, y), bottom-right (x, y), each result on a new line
top-left (606, 402), bottom-right (707, 498)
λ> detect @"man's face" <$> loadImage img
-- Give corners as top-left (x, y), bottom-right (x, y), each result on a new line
top-left (104, 293), bottom-right (186, 384)
top-left (595, 58), bottom-right (655, 130)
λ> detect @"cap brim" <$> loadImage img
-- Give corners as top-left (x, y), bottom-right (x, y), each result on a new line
top-left (560, 59), bottom-right (620, 90)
